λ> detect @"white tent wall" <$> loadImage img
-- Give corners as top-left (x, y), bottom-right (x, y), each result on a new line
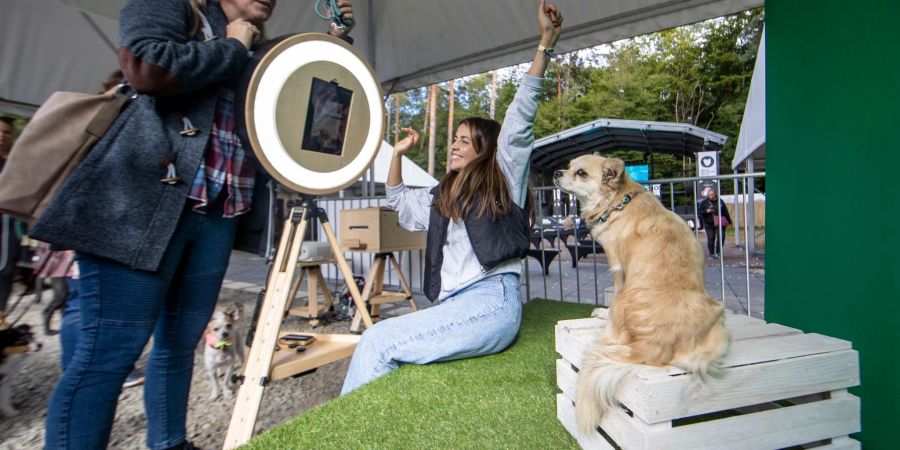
top-left (369, 141), bottom-right (438, 188)
top-left (732, 26), bottom-right (766, 170)
top-left (4, 0), bottom-right (763, 116)
top-left (1, 0), bottom-right (118, 116)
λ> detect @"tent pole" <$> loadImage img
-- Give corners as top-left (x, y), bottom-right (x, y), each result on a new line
top-left (448, 79), bottom-right (455, 168)
top-left (733, 178), bottom-right (741, 246)
top-left (747, 158), bottom-right (756, 255)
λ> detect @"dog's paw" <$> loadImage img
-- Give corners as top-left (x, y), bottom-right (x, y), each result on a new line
top-left (590, 308), bottom-right (609, 319)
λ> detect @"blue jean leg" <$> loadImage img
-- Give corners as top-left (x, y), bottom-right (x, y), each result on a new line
top-left (341, 273), bottom-right (522, 395)
top-left (44, 206), bottom-right (236, 450)
top-left (144, 211), bottom-right (236, 449)
top-left (59, 278), bottom-right (81, 371)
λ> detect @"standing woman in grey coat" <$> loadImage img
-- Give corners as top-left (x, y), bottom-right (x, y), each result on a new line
top-left (37, 1), bottom-right (354, 449)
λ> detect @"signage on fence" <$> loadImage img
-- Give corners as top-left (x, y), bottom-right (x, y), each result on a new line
top-left (697, 151), bottom-right (718, 178)
top-left (696, 151), bottom-right (719, 196)
top-left (651, 184), bottom-right (662, 198)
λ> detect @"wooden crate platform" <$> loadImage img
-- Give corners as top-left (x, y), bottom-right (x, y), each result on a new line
top-left (556, 311), bottom-right (860, 449)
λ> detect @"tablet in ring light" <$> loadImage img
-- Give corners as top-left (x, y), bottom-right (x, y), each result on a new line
top-left (242, 33), bottom-right (384, 195)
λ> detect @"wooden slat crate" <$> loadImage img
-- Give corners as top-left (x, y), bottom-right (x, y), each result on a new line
top-left (556, 310), bottom-right (861, 449)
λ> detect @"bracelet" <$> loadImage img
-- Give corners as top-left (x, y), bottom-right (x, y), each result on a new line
top-left (537, 44), bottom-right (556, 58)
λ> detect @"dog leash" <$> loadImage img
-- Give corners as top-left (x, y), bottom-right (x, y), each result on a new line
top-left (4, 288), bottom-right (40, 327)
top-left (587, 190), bottom-right (645, 227)
top-left (315, 0), bottom-right (353, 31)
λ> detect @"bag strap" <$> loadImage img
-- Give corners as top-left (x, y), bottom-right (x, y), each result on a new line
top-left (85, 88), bottom-right (132, 138)
top-left (187, 0), bottom-right (215, 42)
top-left (197, 9), bottom-right (215, 42)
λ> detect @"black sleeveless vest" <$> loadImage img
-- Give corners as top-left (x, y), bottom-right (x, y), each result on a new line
top-left (423, 186), bottom-right (530, 301)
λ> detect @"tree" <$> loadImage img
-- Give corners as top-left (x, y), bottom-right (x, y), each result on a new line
top-left (388, 8), bottom-right (764, 182)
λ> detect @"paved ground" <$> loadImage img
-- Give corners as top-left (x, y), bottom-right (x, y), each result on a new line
top-left (0, 242), bottom-right (765, 449)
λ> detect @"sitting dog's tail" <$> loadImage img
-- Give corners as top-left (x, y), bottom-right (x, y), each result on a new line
top-left (575, 343), bottom-right (640, 433)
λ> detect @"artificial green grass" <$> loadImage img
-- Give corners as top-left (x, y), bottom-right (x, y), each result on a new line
top-left (243, 299), bottom-right (594, 449)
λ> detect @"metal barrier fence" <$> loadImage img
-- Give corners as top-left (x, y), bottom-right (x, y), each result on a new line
top-left (526, 172), bottom-right (766, 318)
top-left (315, 171), bottom-right (765, 318)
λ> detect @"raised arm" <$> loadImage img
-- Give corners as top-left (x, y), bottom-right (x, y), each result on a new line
top-left (385, 128), bottom-right (432, 231)
top-left (498, 1), bottom-right (563, 205)
top-left (387, 127), bottom-right (419, 188)
top-left (119, 0), bottom-right (355, 96)
top-left (528, 0), bottom-right (563, 78)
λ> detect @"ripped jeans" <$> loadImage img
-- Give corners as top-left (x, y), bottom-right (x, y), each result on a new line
top-left (341, 273), bottom-right (522, 395)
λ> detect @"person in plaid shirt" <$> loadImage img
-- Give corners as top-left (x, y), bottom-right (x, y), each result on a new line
top-left (188, 87), bottom-right (256, 218)
top-left (37, 1), bottom-right (357, 449)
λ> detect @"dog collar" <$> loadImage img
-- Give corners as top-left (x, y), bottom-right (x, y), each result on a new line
top-left (205, 333), bottom-right (232, 350)
top-left (587, 190), bottom-right (644, 227)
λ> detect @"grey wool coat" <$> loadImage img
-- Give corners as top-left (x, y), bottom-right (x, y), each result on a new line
top-left (31, 0), bottom-right (258, 272)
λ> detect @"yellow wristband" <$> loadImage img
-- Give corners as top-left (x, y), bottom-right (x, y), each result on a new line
top-left (537, 44), bottom-right (556, 58)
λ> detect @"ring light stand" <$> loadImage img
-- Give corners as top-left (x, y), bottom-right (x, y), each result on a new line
top-left (225, 33), bottom-right (383, 449)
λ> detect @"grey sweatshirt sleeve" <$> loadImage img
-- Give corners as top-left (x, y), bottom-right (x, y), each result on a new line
top-left (117, 0), bottom-right (251, 95)
top-left (497, 74), bottom-right (544, 207)
top-left (386, 183), bottom-right (433, 232)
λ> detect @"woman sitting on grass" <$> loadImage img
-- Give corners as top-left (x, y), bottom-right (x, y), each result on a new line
top-left (341, 0), bottom-right (563, 394)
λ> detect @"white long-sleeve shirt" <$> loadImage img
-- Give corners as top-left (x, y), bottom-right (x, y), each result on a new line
top-left (386, 74), bottom-right (543, 300)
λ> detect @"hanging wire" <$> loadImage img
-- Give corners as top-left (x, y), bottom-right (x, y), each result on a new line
top-left (315, 0), bottom-right (352, 27)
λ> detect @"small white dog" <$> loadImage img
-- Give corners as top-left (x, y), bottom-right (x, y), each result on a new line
top-left (0, 324), bottom-right (42, 416)
top-left (203, 305), bottom-right (245, 400)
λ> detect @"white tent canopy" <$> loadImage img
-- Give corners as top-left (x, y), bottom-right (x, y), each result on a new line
top-left (732, 26), bottom-right (765, 170)
top-left (3, 0), bottom-right (763, 116)
top-left (371, 141), bottom-right (438, 188)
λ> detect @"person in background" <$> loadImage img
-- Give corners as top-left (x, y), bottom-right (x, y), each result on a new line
top-left (35, 1), bottom-right (355, 449)
top-left (341, 0), bottom-right (563, 395)
top-left (698, 187), bottom-right (733, 259)
top-left (0, 116), bottom-right (24, 327)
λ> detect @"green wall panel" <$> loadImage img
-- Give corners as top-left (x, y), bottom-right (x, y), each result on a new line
top-left (766, 0), bottom-right (900, 446)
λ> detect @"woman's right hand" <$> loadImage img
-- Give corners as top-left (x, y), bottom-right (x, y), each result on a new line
top-left (227, 19), bottom-right (260, 49)
top-left (393, 127), bottom-right (419, 156)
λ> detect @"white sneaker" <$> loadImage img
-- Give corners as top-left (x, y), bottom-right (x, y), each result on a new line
top-left (123, 370), bottom-right (145, 388)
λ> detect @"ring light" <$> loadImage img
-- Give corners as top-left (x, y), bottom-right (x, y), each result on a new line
top-left (239, 33), bottom-right (384, 195)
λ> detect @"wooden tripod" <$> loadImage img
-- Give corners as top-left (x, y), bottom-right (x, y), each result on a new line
top-left (224, 198), bottom-right (373, 449)
top-left (350, 252), bottom-right (417, 332)
top-left (287, 259), bottom-right (336, 327)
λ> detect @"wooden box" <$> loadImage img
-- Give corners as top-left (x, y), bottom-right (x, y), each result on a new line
top-left (556, 311), bottom-right (861, 450)
top-left (339, 207), bottom-right (426, 253)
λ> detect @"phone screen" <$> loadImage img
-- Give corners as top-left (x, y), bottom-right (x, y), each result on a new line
top-left (283, 334), bottom-right (314, 341)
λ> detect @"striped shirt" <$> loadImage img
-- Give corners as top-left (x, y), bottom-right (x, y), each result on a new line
top-left (188, 88), bottom-right (255, 217)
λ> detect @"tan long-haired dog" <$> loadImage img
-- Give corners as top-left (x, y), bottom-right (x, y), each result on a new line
top-left (554, 155), bottom-right (730, 432)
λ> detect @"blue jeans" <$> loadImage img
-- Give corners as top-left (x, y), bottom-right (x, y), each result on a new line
top-left (59, 278), bottom-right (81, 371)
top-left (341, 273), bottom-right (522, 395)
top-left (45, 205), bottom-right (237, 450)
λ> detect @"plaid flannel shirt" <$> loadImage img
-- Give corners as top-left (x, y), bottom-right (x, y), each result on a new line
top-left (188, 88), bottom-right (255, 217)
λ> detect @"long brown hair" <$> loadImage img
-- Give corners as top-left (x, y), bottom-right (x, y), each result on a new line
top-left (434, 117), bottom-right (514, 221)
